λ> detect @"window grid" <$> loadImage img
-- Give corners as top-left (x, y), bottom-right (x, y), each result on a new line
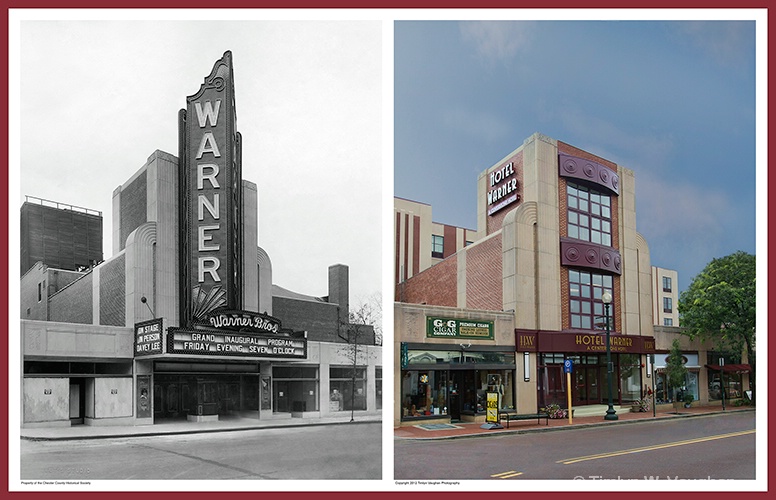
top-left (432, 234), bottom-right (444, 257)
top-left (569, 269), bottom-right (614, 330)
top-left (567, 182), bottom-right (612, 246)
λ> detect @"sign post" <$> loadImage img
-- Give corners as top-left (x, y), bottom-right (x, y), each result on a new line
top-left (564, 359), bottom-right (574, 424)
top-left (720, 357), bottom-right (725, 411)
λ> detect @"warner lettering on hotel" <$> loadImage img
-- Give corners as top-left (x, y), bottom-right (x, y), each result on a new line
top-left (20, 52), bottom-right (381, 428)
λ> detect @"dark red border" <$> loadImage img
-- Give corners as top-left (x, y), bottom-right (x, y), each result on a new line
top-left (3, 3), bottom-right (771, 497)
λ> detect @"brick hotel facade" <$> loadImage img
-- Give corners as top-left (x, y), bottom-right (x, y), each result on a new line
top-left (393, 133), bottom-right (749, 427)
top-left (20, 51), bottom-right (381, 428)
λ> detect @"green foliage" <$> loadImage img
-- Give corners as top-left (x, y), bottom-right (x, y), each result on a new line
top-left (665, 338), bottom-right (687, 402)
top-left (678, 251), bottom-right (756, 402)
top-left (677, 251), bottom-right (755, 355)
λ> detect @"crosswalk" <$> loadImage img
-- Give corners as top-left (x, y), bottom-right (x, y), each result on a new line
top-left (490, 470), bottom-right (523, 479)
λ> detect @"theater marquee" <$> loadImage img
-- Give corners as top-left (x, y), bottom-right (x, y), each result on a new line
top-left (167, 311), bottom-right (307, 359)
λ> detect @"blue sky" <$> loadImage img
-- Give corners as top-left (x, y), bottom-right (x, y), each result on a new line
top-left (394, 19), bottom-right (760, 294)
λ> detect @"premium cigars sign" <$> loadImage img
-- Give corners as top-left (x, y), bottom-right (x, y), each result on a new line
top-left (179, 51), bottom-right (242, 326)
top-left (426, 317), bottom-right (494, 340)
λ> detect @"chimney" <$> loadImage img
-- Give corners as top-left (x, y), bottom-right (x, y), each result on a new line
top-left (328, 264), bottom-right (349, 326)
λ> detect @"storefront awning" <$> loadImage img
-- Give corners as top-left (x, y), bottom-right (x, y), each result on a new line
top-left (705, 364), bottom-right (752, 373)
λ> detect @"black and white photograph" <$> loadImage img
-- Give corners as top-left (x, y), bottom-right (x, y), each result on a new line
top-left (11, 11), bottom-right (384, 487)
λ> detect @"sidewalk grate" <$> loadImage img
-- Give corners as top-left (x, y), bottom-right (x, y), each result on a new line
top-left (414, 423), bottom-right (463, 431)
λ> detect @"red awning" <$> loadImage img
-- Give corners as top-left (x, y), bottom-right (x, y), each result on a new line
top-left (705, 364), bottom-right (752, 373)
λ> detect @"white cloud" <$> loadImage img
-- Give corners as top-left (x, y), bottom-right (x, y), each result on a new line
top-left (636, 171), bottom-right (731, 246)
top-left (669, 21), bottom-right (753, 68)
top-left (553, 106), bottom-right (676, 171)
top-left (459, 21), bottom-right (535, 65)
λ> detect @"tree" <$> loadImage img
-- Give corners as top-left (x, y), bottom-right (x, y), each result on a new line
top-left (677, 251), bottom-right (756, 404)
top-left (665, 339), bottom-right (687, 414)
top-left (338, 293), bottom-right (381, 422)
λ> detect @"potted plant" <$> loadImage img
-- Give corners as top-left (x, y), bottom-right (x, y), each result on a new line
top-left (683, 394), bottom-right (695, 408)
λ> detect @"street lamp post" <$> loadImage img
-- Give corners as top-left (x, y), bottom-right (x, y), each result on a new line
top-left (602, 291), bottom-right (618, 421)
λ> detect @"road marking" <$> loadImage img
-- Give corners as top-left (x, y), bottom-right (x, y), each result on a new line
top-left (557, 429), bottom-right (756, 465)
top-left (491, 470), bottom-right (524, 479)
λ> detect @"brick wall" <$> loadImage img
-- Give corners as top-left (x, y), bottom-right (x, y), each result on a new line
top-left (398, 254), bottom-right (457, 307)
top-left (465, 233), bottom-right (503, 310)
top-left (119, 171), bottom-right (147, 252)
top-left (272, 296), bottom-right (376, 345)
top-left (99, 254), bottom-right (126, 326)
top-left (49, 273), bottom-right (93, 324)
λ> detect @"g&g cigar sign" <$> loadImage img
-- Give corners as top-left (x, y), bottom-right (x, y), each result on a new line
top-left (426, 317), bottom-right (494, 340)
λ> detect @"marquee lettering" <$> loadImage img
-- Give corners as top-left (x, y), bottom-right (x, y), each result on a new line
top-left (194, 100), bottom-right (221, 128)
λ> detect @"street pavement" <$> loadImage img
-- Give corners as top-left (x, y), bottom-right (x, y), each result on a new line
top-left (20, 413), bottom-right (382, 441)
top-left (394, 404), bottom-right (754, 440)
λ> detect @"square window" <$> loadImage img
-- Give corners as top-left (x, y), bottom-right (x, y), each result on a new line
top-left (568, 225), bottom-right (579, 239)
top-left (569, 212), bottom-right (578, 224)
top-left (579, 199), bottom-right (589, 212)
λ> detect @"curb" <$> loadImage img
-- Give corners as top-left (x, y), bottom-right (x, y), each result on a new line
top-left (21, 418), bottom-right (383, 442)
top-left (393, 408), bottom-right (754, 441)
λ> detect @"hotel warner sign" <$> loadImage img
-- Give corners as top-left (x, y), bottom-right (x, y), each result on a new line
top-left (179, 51), bottom-right (242, 326)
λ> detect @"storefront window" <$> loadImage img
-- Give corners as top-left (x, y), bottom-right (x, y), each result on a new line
top-left (476, 370), bottom-right (514, 411)
top-left (619, 353), bottom-right (642, 402)
top-left (401, 370), bottom-right (448, 417)
top-left (654, 370), bottom-right (699, 403)
top-left (330, 366), bottom-right (367, 411)
top-left (401, 368), bottom-right (515, 419)
top-left (375, 366), bottom-right (382, 410)
top-left (273, 365), bottom-right (319, 413)
top-left (707, 371), bottom-right (742, 401)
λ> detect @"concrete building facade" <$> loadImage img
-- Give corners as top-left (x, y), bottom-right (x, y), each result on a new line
top-left (21, 51), bottom-right (381, 429)
top-left (394, 132), bottom-right (749, 428)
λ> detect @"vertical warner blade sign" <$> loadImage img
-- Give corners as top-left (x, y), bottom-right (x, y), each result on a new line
top-left (179, 51), bottom-right (242, 327)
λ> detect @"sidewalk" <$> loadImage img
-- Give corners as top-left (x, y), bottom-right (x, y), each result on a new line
top-left (394, 405), bottom-right (754, 440)
top-left (20, 413), bottom-right (383, 441)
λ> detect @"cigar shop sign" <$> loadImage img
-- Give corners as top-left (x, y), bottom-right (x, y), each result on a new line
top-left (426, 317), bottom-right (494, 340)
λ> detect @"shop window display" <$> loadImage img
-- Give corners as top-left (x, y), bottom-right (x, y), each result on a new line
top-left (330, 366), bottom-right (367, 411)
top-left (401, 368), bottom-right (515, 419)
top-left (619, 353), bottom-right (642, 402)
